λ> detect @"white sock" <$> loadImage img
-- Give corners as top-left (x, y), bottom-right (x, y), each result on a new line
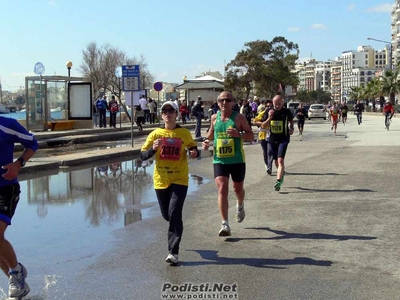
top-left (237, 203), bottom-right (244, 210)
top-left (222, 220), bottom-right (229, 226)
top-left (10, 263), bottom-right (21, 273)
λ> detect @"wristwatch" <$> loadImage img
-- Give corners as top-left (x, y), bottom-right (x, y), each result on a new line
top-left (17, 157), bottom-right (26, 167)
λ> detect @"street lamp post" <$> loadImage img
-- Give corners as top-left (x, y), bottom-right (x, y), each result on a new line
top-left (367, 37), bottom-right (393, 70)
top-left (66, 61), bottom-right (73, 76)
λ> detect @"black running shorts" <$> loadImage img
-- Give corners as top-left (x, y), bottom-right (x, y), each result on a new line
top-left (213, 163), bottom-right (246, 182)
top-left (0, 183), bottom-right (21, 225)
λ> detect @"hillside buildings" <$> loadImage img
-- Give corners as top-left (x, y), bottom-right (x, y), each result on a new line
top-left (293, 1), bottom-right (398, 102)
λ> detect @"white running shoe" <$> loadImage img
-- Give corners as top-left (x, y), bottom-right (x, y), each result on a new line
top-left (8, 263), bottom-right (30, 298)
top-left (165, 253), bottom-right (178, 264)
top-left (235, 204), bottom-right (245, 223)
top-left (219, 223), bottom-right (231, 236)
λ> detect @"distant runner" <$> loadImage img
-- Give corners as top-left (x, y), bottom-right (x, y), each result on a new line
top-left (294, 102), bottom-right (307, 136)
top-left (340, 102), bottom-right (349, 125)
top-left (353, 100), bottom-right (364, 125)
top-left (329, 102), bottom-right (340, 135)
top-left (262, 95), bottom-right (294, 191)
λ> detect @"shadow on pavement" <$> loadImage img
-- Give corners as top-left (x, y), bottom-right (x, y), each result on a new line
top-left (285, 172), bottom-right (346, 176)
top-left (180, 250), bottom-right (333, 269)
top-left (229, 227), bottom-right (377, 242)
top-left (287, 187), bottom-right (375, 193)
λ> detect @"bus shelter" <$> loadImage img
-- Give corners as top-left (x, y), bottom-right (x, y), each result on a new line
top-left (25, 75), bottom-right (92, 131)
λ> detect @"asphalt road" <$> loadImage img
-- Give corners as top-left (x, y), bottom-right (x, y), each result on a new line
top-left (3, 113), bottom-right (400, 300)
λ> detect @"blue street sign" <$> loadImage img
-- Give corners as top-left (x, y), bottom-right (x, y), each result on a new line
top-left (122, 65), bottom-right (140, 91)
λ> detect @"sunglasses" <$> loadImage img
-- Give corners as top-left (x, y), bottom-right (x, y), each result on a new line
top-left (161, 108), bottom-right (176, 114)
top-left (218, 98), bottom-right (233, 103)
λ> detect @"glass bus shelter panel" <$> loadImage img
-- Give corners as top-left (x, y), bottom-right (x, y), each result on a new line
top-left (47, 81), bottom-right (68, 120)
top-left (26, 80), bottom-right (46, 130)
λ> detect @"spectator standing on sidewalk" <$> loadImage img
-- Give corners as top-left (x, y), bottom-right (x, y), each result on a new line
top-left (0, 116), bottom-right (38, 299)
top-left (93, 100), bottom-right (99, 127)
top-left (251, 98), bottom-right (258, 117)
top-left (202, 91), bottom-right (253, 237)
top-left (108, 95), bottom-right (119, 128)
top-left (140, 101), bottom-right (200, 265)
top-left (192, 96), bottom-right (204, 140)
top-left (96, 95), bottom-right (108, 128)
top-left (179, 101), bottom-right (188, 125)
top-left (139, 95), bottom-right (148, 124)
top-left (134, 106), bottom-right (145, 131)
top-left (147, 98), bottom-right (157, 124)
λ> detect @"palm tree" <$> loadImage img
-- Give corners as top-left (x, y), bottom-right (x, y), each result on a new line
top-left (349, 86), bottom-right (362, 102)
top-left (380, 68), bottom-right (400, 105)
top-left (368, 78), bottom-right (385, 111)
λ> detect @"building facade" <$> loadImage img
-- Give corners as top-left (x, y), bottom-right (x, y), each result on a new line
top-left (391, 1), bottom-right (400, 67)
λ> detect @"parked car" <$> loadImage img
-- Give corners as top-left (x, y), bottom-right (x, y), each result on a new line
top-left (308, 104), bottom-right (326, 120)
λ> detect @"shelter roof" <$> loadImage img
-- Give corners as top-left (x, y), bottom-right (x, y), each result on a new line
top-left (190, 75), bottom-right (224, 82)
top-left (175, 74), bottom-right (224, 89)
top-left (176, 81), bottom-right (224, 90)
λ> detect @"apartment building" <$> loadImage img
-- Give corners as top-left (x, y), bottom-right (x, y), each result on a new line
top-left (305, 60), bottom-right (316, 91)
top-left (391, 0), bottom-right (400, 67)
top-left (330, 61), bottom-right (342, 103)
top-left (314, 61), bottom-right (331, 92)
top-left (341, 46), bottom-right (375, 100)
top-left (294, 63), bottom-right (306, 91)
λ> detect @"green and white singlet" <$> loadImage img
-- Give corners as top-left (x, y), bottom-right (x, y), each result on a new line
top-left (212, 111), bottom-right (245, 164)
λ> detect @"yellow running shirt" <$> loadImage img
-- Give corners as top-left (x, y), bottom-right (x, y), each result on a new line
top-left (141, 126), bottom-right (197, 189)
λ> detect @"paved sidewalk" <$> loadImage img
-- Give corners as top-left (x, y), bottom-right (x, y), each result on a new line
top-left (7, 113), bottom-right (400, 299)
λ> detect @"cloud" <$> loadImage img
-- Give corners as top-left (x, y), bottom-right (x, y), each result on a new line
top-left (48, 0), bottom-right (57, 6)
top-left (311, 23), bottom-right (328, 30)
top-left (288, 27), bottom-right (301, 32)
top-left (347, 4), bottom-right (355, 11)
top-left (367, 3), bottom-right (392, 12)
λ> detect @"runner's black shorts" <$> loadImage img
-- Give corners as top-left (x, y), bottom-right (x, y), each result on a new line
top-left (297, 119), bottom-right (305, 128)
top-left (0, 183), bottom-right (21, 225)
top-left (270, 141), bottom-right (289, 160)
top-left (213, 163), bottom-right (246, 182)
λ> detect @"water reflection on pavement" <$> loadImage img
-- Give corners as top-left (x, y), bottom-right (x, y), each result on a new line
top-left (1, 157), bottom-right (209, 299)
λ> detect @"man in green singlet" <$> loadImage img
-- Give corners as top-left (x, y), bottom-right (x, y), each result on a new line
top-left (202, 91), bottom-right (254, 236)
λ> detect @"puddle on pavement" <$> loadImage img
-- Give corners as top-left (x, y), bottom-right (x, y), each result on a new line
top-left (32, 138), bottom-right (146, 158)
top-left (8, 157), bottom-right (210, 266)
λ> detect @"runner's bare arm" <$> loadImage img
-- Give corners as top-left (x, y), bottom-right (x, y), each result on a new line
top-left (236, 113), bottom-right (254, 140)
top-left (205, 114), bottom-right (217, 141)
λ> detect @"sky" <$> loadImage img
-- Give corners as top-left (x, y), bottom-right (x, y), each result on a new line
top-left (0, 0), bottom-right (394, 91)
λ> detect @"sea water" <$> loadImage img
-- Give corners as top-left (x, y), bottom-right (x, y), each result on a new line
top-left (3, 110), bottom-right (63, 120)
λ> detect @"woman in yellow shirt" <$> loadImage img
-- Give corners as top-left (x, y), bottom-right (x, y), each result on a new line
top-left (140, 101), bottom-right (199, 265)
top-left (253, 100), bottom-right (275, 175)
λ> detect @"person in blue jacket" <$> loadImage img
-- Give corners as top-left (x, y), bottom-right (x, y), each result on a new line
top-left (0, 116), bottom-right (38, 299)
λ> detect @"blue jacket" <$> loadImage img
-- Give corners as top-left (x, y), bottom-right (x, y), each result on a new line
top-left (0, 116), bottom-right (38, 187)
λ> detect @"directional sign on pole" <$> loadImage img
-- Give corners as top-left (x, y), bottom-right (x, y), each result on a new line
top-left (122, 65), bottom-right (140, 91)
